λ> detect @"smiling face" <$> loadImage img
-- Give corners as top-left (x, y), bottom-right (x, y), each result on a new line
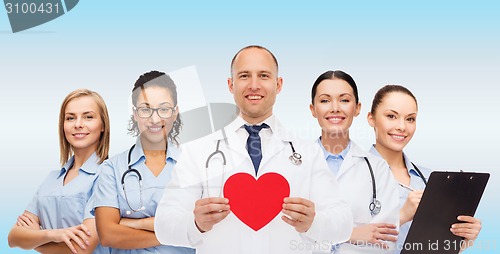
top-left (133, 86), bottom-right (178, 149)
top-left (368, 91), bottom-right (418, 153)
top-left (310, 78), bottom-right (361, 137)
top-left (228, 47), bottom-right (282, 124)
top-left (63, 96), bottom-right (104, 155)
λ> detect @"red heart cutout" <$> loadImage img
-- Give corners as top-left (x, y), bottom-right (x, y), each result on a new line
top-left (223, 172), bottom-right (290, 231)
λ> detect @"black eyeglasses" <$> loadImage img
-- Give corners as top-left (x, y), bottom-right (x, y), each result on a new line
top-left (134, 106), bottom-right (176, 119)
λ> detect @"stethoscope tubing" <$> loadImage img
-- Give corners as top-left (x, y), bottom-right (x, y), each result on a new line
top-left (204, 129), bottom-right (302, 197)
top-left (366, 157), bottom-right (427, 216)
top-left (122, 144), bottom-right (145, 214)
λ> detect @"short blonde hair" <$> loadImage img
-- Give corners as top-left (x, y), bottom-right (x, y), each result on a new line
top-left (58, 89), bottom-right (110, 166)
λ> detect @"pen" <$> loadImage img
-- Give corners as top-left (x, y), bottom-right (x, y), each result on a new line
top-left (399, 183), bottom-right (415, 191)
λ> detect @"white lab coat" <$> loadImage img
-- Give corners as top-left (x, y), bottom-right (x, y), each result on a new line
top-left (329, 142), bottom-right (400, 254)
top-left (369, 145), bottom-right (431, 254)
top-left (155, 116), bottom-right (353, 254)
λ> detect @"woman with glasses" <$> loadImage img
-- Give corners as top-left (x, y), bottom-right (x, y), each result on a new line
top-left (8, 89), bottom-right (110, 254)
top-left (92, 71), bottom-right (194, 253)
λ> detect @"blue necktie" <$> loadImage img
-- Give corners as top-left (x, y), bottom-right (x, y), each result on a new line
top-left (244, 124), bottom-right (269, 174)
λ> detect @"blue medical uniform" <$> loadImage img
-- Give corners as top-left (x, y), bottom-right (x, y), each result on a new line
top-left (26, 152), bottom-right (109, 254)
top-left (92, 139), bottom-right (194, 254)
top-left (369, 145), bottom-right (431, 254)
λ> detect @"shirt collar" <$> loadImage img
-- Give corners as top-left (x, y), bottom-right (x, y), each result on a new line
top-left (130, 137), bottom-right (180, 166)
top-left (231, 115), bottom-right (276, 133)
top-left (403, 152), bottom-right (421, 178)
top-left (166, 141), bottom-right (180, 163)
top-left (369, 144), bottom-right (423, 178)
top-left (129, 138), bottom-right (145, 166)
top-left (317, 137), bottom-right (351, 160)
top-left (58, 152), bottom-right (100, 178)
top-left (369, 144), bottom-right (380, 158)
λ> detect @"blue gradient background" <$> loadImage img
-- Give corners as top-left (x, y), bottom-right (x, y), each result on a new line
top-left (1, 1), bottom-right (498, 253)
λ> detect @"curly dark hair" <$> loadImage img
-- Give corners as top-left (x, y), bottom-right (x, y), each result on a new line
top-left (127, 70), bottom-right (182, 145)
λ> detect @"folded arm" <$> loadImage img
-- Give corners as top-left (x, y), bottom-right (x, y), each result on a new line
top-left (95, 206), bottom-right (160, 249)
top-left (119, 217), bottom-right (155, 231)
top-left (35, 219), bottom-right (99, 254)
top-left (8, 211), bottom-right (95, 254)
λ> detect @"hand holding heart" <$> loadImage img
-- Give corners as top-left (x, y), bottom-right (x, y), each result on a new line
top-left (194, 197), bottom-right (231, 233)
top-left (193, 196), bottom-right (316, 233)
top-left (195, 172), bottom-right (316, 233)
top-left (281, 197), bottom-right (316, 233)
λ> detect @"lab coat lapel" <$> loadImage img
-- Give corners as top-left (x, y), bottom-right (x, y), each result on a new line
top-left (222, 124), bottom-right (257, 176)
top-left (225, 127), bottom-right (248, 159)
top-left (336, 155), bottom-right (354, 179)
top-left (259, 133), bottom-right (286, 175)
top-left (258, 121), bottom-right (289, 176)
top-left (336, 142), bottom-right (366, 179)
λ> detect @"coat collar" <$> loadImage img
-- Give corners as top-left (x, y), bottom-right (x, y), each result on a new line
top-left (336, 141), bottom-right (369, 178)
top-left (213, 115), bottom-right (294, 176)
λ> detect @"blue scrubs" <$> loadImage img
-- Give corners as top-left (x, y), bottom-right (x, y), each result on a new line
top-left (369, 145), bottom-right (431, 254)
top-left (92, 139), bottom-right (194, 254)
top-left (26, 152), bottom-right (109, 254)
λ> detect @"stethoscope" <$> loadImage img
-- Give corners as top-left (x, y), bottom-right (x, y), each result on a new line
top-left (121, 144), bottom-right (146, 215)
top-left (365, 158), bottom-right (427, 216)
top-left (411, 162), bottom-right (428, 185)
top-left (204, 128), bottom-right (302, 197)
top-left (363, 157), bottom-right (381, 216)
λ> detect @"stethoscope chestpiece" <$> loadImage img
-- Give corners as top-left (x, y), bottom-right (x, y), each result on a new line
top-left (369, 198), bottom-right (382, 216)
top-left (289, 152), bottom-right (302, 165)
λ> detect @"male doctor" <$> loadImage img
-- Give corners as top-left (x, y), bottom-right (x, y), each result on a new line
top-left (155, 45), bottom-right (353, 254)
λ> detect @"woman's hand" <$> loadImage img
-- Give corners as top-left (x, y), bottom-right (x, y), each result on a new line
top-left (47, 224), bottom-right (91, 253)
top-left (451, 215), bottom-right (481, 252)
top-left (400, 190), bottom-right (423, 225)
top-left (349, 223), bottom-right (398, 249)
top-left (16, 212), bottom-right (40, 230)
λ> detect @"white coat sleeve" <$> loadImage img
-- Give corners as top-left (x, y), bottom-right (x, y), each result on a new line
top-left (301, 146), bottom-right (354, 245)
top-left (154, 143), bottom-right (205, 248)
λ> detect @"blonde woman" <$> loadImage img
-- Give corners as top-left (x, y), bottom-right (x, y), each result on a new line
top-left (8, 89), bottom-right (110, 254)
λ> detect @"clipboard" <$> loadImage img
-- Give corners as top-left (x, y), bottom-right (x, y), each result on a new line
top-left (401, 171), bottom-right (489, 254)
